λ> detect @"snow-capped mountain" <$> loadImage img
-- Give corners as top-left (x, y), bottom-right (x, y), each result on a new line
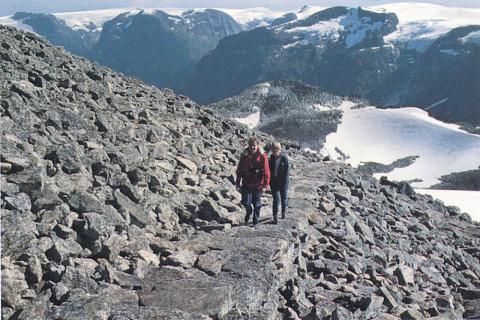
top-left (0, 12), bottom-right (99, 55)
top-left (187, 4), bottom-right (480, 127)
top-left (88, 8), bottom-right (241, 91)
top-left (0, 8), bottom-right (242, 92)
top-left (210, 81), bottom-right (480, 192)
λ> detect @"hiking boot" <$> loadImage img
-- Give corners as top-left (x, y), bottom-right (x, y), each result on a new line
top-left (281, 210), bottom-right (286, 219)
top-left (244, 214), bottom-right (250, 225)
top-left (273, 217), bottom-right (278, 224)
top-left (253, 217), bottom-right (258, 225)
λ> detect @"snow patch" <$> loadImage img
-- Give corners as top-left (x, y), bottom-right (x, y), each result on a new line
top-left (256, 83), bottom-right (271, 95)
top-left (439, 49), bottom-right (460, 56)
top-left (284, 17), bottom-right (343, 43)
top-left (312, 104), bottom-right (332, 112)
top-left (282, 8), bottom-right (386, 48)
top-left (182, 8), bottom-right (207, 15)
top-left (461, 30), bottom-right (480, 45)
top-left (425, 97), bottom-right (449, 110)
top-left (168, 17), bottom-right (181, 23)
top-left (416, 189), bottom-right (480, 222)
top-left (324, 101), bottom-right (480, 188)
top-left (341, 9), bottom-right (385, 48)
top-left (235, 111), bottom-right (261, 129)
top-left (282, 40), bottom-right (311, 49)
top-left (296, 5), bottom-right (325, 19)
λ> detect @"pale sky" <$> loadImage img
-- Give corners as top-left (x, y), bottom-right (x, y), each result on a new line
top-left (2, 0), bottom-right (480, 16)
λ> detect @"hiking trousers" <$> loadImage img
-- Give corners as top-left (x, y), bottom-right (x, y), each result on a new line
top-left (241, 187), bottom-right (262, 224)
top-left (271, 185), bottom-right (288, 219)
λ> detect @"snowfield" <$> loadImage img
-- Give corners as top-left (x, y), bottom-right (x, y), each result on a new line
top-left (416, 189), bottom-right (480, 222)
top-left (323, 101), bottom-right (480, 188)
top-left (55, 8), bottom-right (137, 31)
top-left (375, 3), bottom-right (480, 51)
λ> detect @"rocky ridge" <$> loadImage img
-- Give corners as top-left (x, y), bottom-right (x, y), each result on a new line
top-left (1, 25), bottom-right (480, 320)
top-left (209, 80), bottom-right (344, 149)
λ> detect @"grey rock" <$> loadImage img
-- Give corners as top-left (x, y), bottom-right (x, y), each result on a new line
top-left (4, 192), bottom-right (31, 212)
top-left (67, 190), bottom-right (103, 213)
top-left (459, 287), bottom-right (480, 300)
top-left (198, 198), bottom-right (231, 223)
top-left (11, 80), bottom-right (37, 99)
top-left (6, 166), bottom-right (45, 193)
top-left (354, 221), bottom-right (375, 245)
top-left (400, 309), bottom-right (425, 320)
top-left (140, 273), bottom-right (233, 319)
top-left (394, 265), bottom-right (415, 286)
top-left (165, 250), bottom-right (198, 268)
top-left (319, 199), bottom-right (336, 213)
top-left (378, 286), bottom-right (398, 309)
top-left (176, 156), bottom-right (198, 173)
top-left (113, 189), bottom-right (154, 227)
top-left (1, 210), bottom-right (38, 259)
top-left (82, 212), bottom-right (113, 240)
top-left (46, 233), bottom-right (84, 263)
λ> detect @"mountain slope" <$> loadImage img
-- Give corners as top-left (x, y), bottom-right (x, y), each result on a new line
top-left (210, 80), bottom-right (344, 148)
top-left (1, 24), bottom-right (480, 320)
top-left (88, 8), bottom-right (242, 92)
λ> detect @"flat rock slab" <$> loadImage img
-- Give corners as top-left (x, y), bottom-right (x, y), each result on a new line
top-left (139, 275), bottom-right (233, 319)
top-left (140, 225), bottom-right (298, 317)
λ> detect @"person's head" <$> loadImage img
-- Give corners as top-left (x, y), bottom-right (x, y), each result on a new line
top-left (272, 142), bottom-right (282, 158)
top-left (247, 137), bottom-right (259, 154)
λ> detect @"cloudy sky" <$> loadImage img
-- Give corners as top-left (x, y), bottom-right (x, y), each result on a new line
top-left (2, 0), bottom-right (480, 16)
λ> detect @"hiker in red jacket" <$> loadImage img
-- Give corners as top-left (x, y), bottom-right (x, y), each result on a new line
top-left (236, 137), bottom-right (271, 225)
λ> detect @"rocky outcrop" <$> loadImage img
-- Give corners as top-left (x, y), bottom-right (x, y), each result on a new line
top-left (430, 167), bottom-right (480, 191)
top-left (209, 80), bottom-right (344, 149)
top-left (1, 25), bottom-right (480, 320)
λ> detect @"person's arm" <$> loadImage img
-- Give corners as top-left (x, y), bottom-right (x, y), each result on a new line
top-left (284, 156), bottom-right (290, 186)
top-left (236, 156), bottom-right (244, 187)
top-left (263, 153), bottom-right (271, 189)
top-left (268, 157), bottom-right (273, 187)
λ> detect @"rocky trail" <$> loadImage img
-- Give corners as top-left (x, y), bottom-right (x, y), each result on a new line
top-left (1, 25), bottom-right (480, 320)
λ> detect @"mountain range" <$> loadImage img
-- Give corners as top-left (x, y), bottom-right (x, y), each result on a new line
top-left (1, 3), bottom-right (479, 126)
top-left (189, 5), bottom-right (480, 127)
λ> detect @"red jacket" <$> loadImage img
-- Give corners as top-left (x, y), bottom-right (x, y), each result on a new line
top-left (236, 147), bottom-right (271, 190)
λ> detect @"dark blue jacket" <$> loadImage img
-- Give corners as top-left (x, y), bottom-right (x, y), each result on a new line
top-left (268, 154), bottom-right (289, 190)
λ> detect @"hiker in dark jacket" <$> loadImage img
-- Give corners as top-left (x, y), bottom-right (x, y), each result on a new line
top-left (236, 137), bottom-right (271, 225)
top-left (268, 142), bottom-right (289, 224)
